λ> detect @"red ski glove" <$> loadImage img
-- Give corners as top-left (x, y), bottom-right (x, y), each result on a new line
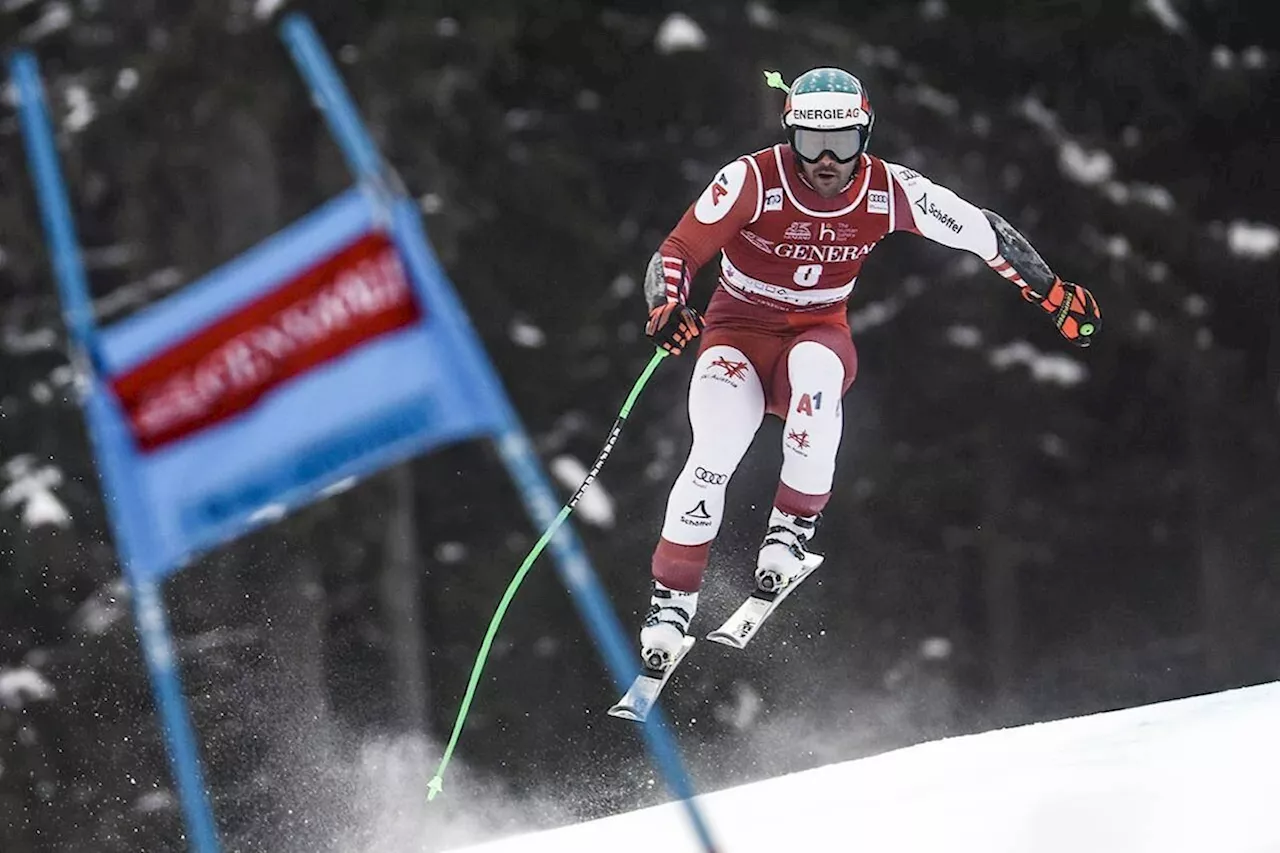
top-left (1021, 278), bottom-right (1101, 347)
top-left (646, 300), bottom-right (705, 356)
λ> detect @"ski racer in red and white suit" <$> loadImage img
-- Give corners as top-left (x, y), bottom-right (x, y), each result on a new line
top-left (635, 67), bottom-right (1102, 672)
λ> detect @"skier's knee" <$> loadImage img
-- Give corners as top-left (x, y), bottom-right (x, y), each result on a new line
top-left (786, 341), bottom-right (845, 413)
top-left (688, 345), bottom-right (764, 456)
top-left (788, 341), bottom-right (845, 386)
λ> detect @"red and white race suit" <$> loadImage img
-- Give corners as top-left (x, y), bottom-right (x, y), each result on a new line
top-left (651, 143), bottom-right (1013, 591)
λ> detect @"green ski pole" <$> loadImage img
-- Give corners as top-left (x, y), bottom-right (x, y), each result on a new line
top-left (428, 348), bottom-right (669, 801)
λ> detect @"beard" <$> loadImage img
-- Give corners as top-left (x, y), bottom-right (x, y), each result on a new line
top-left (804, 162), bottom-right (854, 197)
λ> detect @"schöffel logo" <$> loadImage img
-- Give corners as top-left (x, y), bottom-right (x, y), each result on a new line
top-left (112, 231), bottom-right (421, 452)
top-left (914, 193), bottom-right (963, 234)
top-left (681, 499), bottom-right (713, 527)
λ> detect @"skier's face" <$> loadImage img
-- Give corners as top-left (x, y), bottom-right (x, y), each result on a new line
top-left (800, 153), bottom-right (856, 198)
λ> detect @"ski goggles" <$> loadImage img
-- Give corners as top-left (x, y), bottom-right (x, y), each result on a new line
top-left (789, 126), bottom-right (866, 164)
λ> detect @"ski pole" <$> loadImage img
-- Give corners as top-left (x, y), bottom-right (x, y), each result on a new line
top-left (428, 348), bottom-right (669, 801)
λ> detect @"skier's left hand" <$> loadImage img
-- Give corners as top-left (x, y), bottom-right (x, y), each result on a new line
top-left (645, 299), bottom-right (705, 356)
top-left (1021, 278), bottom-right (1101, 348)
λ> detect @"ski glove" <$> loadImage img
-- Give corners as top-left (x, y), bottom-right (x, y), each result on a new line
top-left (646, 300), bottom-right (705, 356)
top-left (1021, 278), bottom-right (1101, 348)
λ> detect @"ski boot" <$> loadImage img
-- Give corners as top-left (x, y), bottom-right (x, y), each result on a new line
top-left (639, 580), bottom-right (698, 672)
top-left (755, 507), bottom-right (824, 594)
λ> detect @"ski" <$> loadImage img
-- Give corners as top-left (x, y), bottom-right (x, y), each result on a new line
top-left (607, 636), bottom-right (696, 723)
top-left (706, 554), bottom-right (824, 649)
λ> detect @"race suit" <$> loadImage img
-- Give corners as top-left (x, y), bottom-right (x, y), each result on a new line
top-left (648, 143), bottom-right (1049, 591)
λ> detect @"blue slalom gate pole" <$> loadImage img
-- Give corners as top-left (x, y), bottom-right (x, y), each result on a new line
top-left (280, 13), bottom-right (719, 851)
top-left (8, 51), bottom-right (223, 853)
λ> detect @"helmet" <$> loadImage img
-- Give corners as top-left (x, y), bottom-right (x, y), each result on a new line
top-left (777, 67), bottom-right (875, 164)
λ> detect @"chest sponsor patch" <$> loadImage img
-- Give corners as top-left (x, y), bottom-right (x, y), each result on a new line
top-left (763, 187), bottom-right (784, 212)
top-left (695, 160), bottom-right (749, 224)
top-left (867, 189), bottom-right (889, 215)
top-left (784, 221), bottom-right (812, 240)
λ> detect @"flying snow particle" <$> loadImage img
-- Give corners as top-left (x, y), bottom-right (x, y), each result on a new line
top-left (64, 83), bottom-right (96, 132)
top-left (1017, 95), bottom-right (1060, 135)
top-left (946, 325), bottom-right (983, 349)
top-left (848, 299), bottom-right (900, 333)
top-left (745, 1), bottom-right (778, 28)
top-left (1039, 433), bottom-right (1068, 458)
top-left (1183, 294), bottom-right (1209, 318)
top-left (1, 458), bottom-right (70, 528)
top-left (1133, 183), bottom-right (1175, 211)
top-left (655, 13), bottom-right (707, 54)
top-left (135, 790), bottom-right (176, 814)
top-left (1103, 235), bottom-right (1131, 259)
top-left (1225, 221), bottom-right (1280, 259)
top-left (72, 581), bottom-right (129, 636)
top-left (252, 0), bottom-right (288, 20)
top-left (1058, 141), bottom-right (1114, 187)
top-left (435, 542), bottom-right (468, 564)
top-left (21, 1), bottom-right (72, 42)
top-left (611, 274), bottom-right (636, 298)
top-left (1142, 0), bottom-right (1186, 33)
top-left (418, 193), bottom-right (443, 215)
top-left (114, 68), bottom-right (139, 95)
top-left (988, 341), bottom-right (1088, 387)
top-left (0, 667), bottom-right (56, 710)
top-left (1103, 182), bottom-right (1130, 204)
top-left (910, 84), bottom-right (959, 116)
top-left (1241, 46), bottom-right (1267, 69)
top-left (920, 0), bottom-right (948, 21)
top-left (2, 327), bottom-right (57, 355)
top-left (920, 637), bottom-right (952, 660)
top-left (509, 319), bottom-right (546, 348)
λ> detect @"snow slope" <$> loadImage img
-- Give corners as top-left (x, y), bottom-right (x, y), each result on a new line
top-left (444, 680), bottom-right (1280, 853)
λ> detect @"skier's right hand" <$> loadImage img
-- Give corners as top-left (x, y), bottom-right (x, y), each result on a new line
top-left (1020, 277), bottom-right (1101, 348)
top-left (645, 299), bottom-right (705, 356)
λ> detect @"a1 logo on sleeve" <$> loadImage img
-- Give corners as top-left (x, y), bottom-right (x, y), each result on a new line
top-left (694, 160), bottom-right (748, 224)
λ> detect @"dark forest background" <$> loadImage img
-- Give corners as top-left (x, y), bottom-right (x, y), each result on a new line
top-left (2, 1), bottom-right (1278, 851)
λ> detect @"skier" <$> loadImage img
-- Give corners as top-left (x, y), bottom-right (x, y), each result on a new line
top-left (636, 67), bottom-right (1102, 673)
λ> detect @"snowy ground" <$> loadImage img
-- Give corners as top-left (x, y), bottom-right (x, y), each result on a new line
top-left (444, 680), bottom-right (1280, 853)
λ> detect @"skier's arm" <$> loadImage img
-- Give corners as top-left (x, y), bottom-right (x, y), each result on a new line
top-left (885, 162), bottom-right (1102, 347)
top-left (645, 158), bottom-right (760, 309)
top-left (643, 158), bottom-right (760, 354)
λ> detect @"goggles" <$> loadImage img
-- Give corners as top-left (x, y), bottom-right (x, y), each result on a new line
top-left (789, 126), bottom-right (866, 164)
